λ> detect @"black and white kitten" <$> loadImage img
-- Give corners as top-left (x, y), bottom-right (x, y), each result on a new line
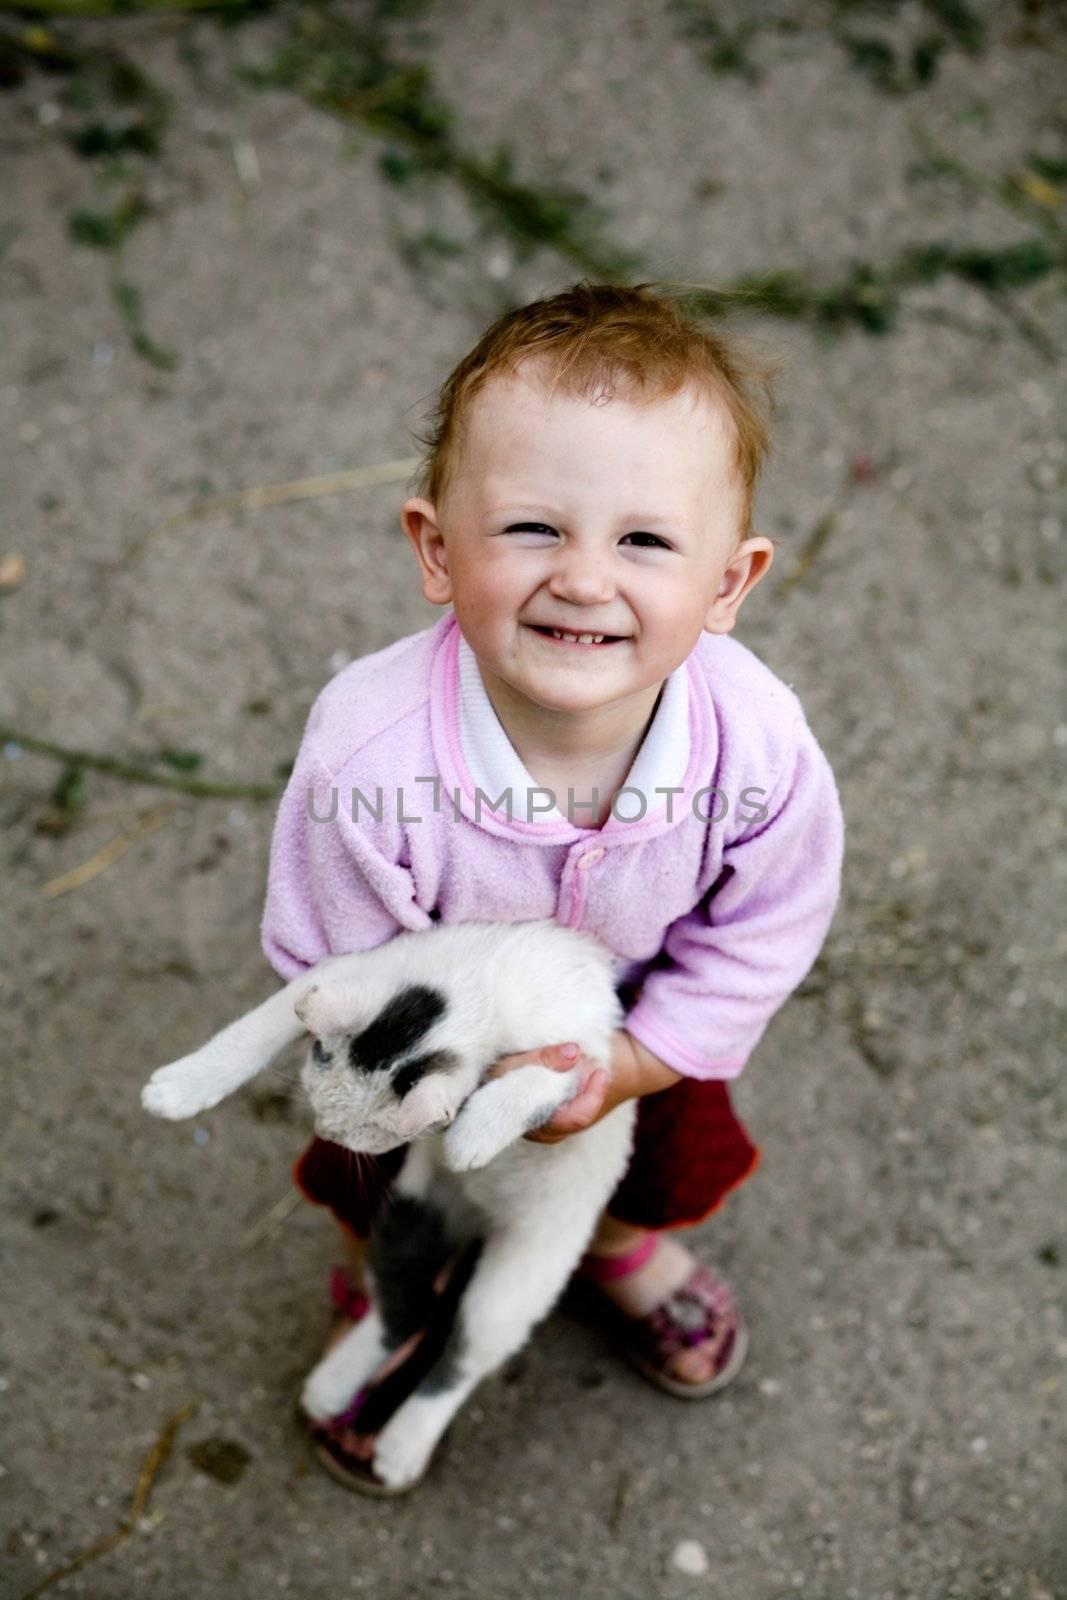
top-left (142, 921), bottom-right (635, 1491)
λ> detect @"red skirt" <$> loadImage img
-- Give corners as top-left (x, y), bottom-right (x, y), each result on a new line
top-left (293, 1077), bottom-right (759, 1237)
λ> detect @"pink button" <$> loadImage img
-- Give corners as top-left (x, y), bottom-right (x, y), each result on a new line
top-left (576, 847), bottom-right (605, 869)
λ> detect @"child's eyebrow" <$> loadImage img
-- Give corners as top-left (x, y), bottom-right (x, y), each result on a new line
top-left (485, 501), bottom-right (560, 517)
top-left (614, 513), bottom-right (683, 529)
top-left (486, 502), bottom-right (684, 530)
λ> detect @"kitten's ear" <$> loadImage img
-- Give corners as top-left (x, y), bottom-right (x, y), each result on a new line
top-left (293, 985), bottom-right (318, 1030)
top-left (294, 982), bottom-right (350, 1038)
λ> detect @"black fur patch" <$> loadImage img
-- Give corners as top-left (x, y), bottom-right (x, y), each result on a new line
top-left (354, 1241), bottom-right (483, 1433)
top-left (418, 1314), bottom-right (470, 1396)
top-left (416, 1242), bottom-right (484, 1397)
top-left (310, 1039), bottom-right (331, 1067)
top-left (368, 1195), bottom-right (453, 1348)
top-left (391, 1048), bottom-right (457, 1101)
top-left (348, 985), bottom-right (446, 1074)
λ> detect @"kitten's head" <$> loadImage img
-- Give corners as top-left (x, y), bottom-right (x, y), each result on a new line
top-left (295, 976), bottom-right (477, 1154)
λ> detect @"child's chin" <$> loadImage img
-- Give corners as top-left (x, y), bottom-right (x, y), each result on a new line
top-left (524, 672), bottom-right (633, 712)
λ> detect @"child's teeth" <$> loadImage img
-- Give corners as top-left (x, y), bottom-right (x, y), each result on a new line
top-left (550, 629), bottom-right (605, 644)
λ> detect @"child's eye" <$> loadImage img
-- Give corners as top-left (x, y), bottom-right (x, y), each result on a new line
top-left (621, 531), bottom-right (672, 550)
top-left (503, 522), bottom-right (558, 537)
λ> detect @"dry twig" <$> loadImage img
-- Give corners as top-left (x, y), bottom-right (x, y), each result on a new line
top-left (42, 804), bottom-right (176, 897)
top-left (241, 1188), bottom-right (303, 1250)
top-left (0, 726), bottom-right (284, 800)
top-left (127, 456), bottom-right (420, 562)
top-left (17, 1401), bottom-right (197, 1600)
top-left (776, 512), bottom-right (839, 598)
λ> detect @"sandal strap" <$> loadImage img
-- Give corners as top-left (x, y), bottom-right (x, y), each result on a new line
top-left (329, 1264), bottom-right (371, 1323)
top-left (320, 1386), bottom-right (370, 1435)
top-left (579, 1232), bottom-right (659, 1284)
top-left (638, 1264), bottom-right (739, 1365)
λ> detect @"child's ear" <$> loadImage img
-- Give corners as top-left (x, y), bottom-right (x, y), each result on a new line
top-left (401, 497), bottom-right (453, 606)
top-left (703, 535), bottom-right (775, 635)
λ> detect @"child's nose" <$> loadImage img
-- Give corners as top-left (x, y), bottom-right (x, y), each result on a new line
top-left (548, 550), bottom-right (615, 605)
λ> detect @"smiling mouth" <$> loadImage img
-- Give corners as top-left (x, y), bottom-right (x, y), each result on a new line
top-left (526, 624), bottom-right (627, 647)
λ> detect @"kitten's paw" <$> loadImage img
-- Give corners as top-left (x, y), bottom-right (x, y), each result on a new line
top-left (300, 1318), bottom-right (387, 1422)
top-left (440, 1114), bottom-right (507, 1173)
top-left (442, 1065), bottom-right (579, 1171)
top-left (372, 1411), bottom-right (437, 1491)
top-left (301, 1362), bottom-right (357, 1425)
top-left (141, 1062), bottom-right (220, 1119)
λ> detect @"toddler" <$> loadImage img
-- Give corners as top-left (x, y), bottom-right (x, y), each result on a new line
top-left (260, 281), bottom-right (843, 1480)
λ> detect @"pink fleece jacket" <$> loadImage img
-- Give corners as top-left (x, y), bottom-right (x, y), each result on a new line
top-left (260, 612), bottom-right (843, 1080)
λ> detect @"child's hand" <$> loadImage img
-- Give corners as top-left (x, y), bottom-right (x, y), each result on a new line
top-left (486, 1041), bottom-right (614, 1143)
top-left (487, 1030), bottom-right (682, 1142)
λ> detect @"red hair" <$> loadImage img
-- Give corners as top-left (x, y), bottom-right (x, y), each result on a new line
top-left (415, 281), bottom-right (775, 535)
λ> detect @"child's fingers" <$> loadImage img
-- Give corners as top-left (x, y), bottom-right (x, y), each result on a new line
top-left (488, 1041), bottom-right (583, 1080)
top-left (525, 1069), bottom-right (609, 1142)
top-left (540, 1042), bottom-right (583, 1072)
top-left (544, 1070), bottom-right (607, 1134)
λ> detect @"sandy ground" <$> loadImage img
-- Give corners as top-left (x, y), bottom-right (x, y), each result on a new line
top-left (1, 3), bottom-right (1065, 1597)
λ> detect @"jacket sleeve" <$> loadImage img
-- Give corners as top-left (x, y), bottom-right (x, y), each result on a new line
top-left (260, 750), bottom-right (428, 982)
top-left (624, 724), bottom-right (844, 1080)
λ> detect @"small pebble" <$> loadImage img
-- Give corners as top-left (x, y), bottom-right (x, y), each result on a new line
top-left (233, 138), bottom-right (261, 193)
top-left (758, 1377), bottom-right (782, 1397)
top-left (672, 1539), bottom-right (709, 1576)
top-left (0, 552), bottom-right (26, 592)
top-left (130, 1372), bottom-right (152, 1391)
top-left (193, 1127), bottom-right (210, 1146)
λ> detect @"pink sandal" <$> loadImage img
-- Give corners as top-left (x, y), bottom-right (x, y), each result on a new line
top-left (579, 1234), bottom-right (748, 1400)
top-left (308, 1268), bottom-right (428, 1496)
top-left (327, 1263), bottom-right (372, 1324)
top-left (308, 1264), bottom-right (461, 1497)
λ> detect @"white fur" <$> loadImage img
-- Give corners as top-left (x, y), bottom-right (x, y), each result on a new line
top-left (143, 921), bottom-right (635, 1490)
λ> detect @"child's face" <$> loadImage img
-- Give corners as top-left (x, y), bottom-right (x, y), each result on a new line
top-left (402, 362), bottom-right (773, 720)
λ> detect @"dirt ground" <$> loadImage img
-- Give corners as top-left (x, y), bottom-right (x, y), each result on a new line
top-left (1, 3), bottom-right (1065, 1597)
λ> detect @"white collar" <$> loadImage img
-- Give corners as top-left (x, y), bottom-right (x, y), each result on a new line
top-left (456, 634), bottom-right (691, 825)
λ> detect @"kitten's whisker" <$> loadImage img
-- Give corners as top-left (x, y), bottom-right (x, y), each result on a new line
top-left (261, 1063), bottom-right (299, 1084)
